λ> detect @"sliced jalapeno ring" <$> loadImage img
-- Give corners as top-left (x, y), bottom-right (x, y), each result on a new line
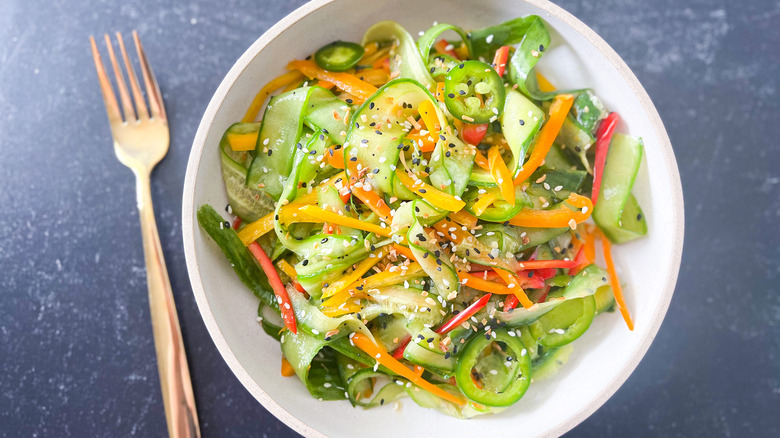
top-left (314, 41), bottom-right (365, 72)
top-left (529, 294), bottom-right (596, 348)
top-left (454, 329), bottom-right (532, 406)
top-left (444, 60), bottom-right (506, 123)
top-left (463, 185), bottom-right (531, 222)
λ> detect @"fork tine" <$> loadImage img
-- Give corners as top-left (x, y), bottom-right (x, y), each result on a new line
top-left (90, 36), bottom-right (122, 123)
top-left (132, 31), bottom-right (167, 121)
top-left (116, 32), bottom-right (150, 120)
top-left (104, 34), bottom-right (136, 122)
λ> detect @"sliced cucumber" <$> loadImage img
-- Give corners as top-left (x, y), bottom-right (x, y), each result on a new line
top-left (532, 343), bottom-right (574, 381)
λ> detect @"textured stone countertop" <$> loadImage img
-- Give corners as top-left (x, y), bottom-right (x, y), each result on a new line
top-left (1, 0), bottom-right (778, 436)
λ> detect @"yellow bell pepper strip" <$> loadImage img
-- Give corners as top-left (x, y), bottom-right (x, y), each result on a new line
top-left (247, 242), bottom-right (297, 334)
top-left (448, 209), bottom-right (478, 229)
top-left (321, 289), bottom-right (366, 310)
top-left (287, 60), bottom-right (377, 102)
top-left (535, 71), bottom-right (556, 93)
top-left (226, 131), bottom-right (259, 152)
top-left (241, 70), bottom-right (304, 123)
top-left (237, 190), bottom-right (319, 246)
top-left (471, 190), bottom-right (499, 217)
top-left (350, 332), bottom-right (466, 406)
top-left (491, 268), bottom-right (533, 309)
top-left (296, 205), bottom-right (391, 237)
top-left (507, 193), bottom-right (593, 228)
top-left (362, 262), bottom-right (424, 289)
top-left (395, 169), bottom-right (466, 212)
top-left (321, 247), bottom-right (388, 299)
top-left (513, 94), bottom-right (574, 185)
top-left (320, 300), bottom-right (364, 317)
top-left (418, 99), bottom-right (441, 135)
top-left (237, 213), bottom-right (274, 246)
top-left (281, 357), bottom-right (296, 377)
top-left (488, 146), bottom-right (515, 206)
top-left (360, 41), bottom-right (379, 60)
top-left (600, 233), bottom-right (635, 331)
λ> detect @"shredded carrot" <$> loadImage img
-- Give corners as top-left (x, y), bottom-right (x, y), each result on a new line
top-left (351, 333), bottom-right (465, 406)
top-left (507, 193), bottom-right (593, 228)
top-left (488, 146), bottom-right (514, 206)
top-left (242, 70), bottom-right (304, 123)
top-left (433, 40), bottom-right (459, 59)
top-left (491, 268), bottom-right (533, 309)
top-left (513, 94), bottom-right (574, 185)
top-left (352, 185), bottom-right (392, 222)
top-left (288, 60), bottom-right (377, 102)
top-left (317, 80), bottom-right (335, 89)
top-left (395, 169), bottom-right (466, 212)
top-left (448, 209), bottom-right (478, 229)
top-left (473, 150), bottom-right (491, 172)
top-left (281, 357), bottom-right (296, 377)
top-left (413, 365), bottom-right (425, 377)
top-left (393, 244), bottom-right (417, 262)
top-left (406, 131), bottom-right (437, 152)
top-left (600, 234), bottom-right (634, 330)
top-left (297, 205), bottom-right (391, 237)
top-left (326, 145), bottom-right (345, 169)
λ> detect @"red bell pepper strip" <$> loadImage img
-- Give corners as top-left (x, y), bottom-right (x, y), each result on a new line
top-left (492, 46), bottom-right (510, 77)
top-left (461, 123), bottom-right (489, 145)
top-left (591, 112), bottom-right (620, 205)
top-left (435, 293), bottom-right (492, 334)
top-left (391, 335), bottom-right (412, 360)
top-left (232, 216), bottom-right (242, 230)
top-left (504, 295), bottom-right (519, 311)
top-left (248, 242), bottom-right (298, 334)
top-left (434, 39), bottom-right (460, 59)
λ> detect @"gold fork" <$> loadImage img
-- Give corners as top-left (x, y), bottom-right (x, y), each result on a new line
top-left (90, 32), bottom-right (200, 438)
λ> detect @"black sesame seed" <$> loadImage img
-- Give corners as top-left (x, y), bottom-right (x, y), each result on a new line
top-left (447, 93), bottom-right (455, 98)
top-left (302, 259), bottom-right (309, 266)
top-left (349, 157), bottom-right (358, 161)
top-left (223, 221), bottom-right (230, 228)
top-left (267, 149), bottom-right (273, 156)
top-left (369, 102), bottom-right (375, 109)
top-left (519, 119), bottom-right (525, 125)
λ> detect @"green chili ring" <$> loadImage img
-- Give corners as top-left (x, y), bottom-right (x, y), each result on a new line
top-left (529, 295), bottom-right (596, 348)
top-left (314, 41), bottom-right (364, 72)
top-left (444, 60), bottom-right (506, 124)
top-left (454, 329), bottom-right (532, 406)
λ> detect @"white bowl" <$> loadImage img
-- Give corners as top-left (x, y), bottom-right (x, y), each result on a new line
top-left (182, 0), bottom-right (684, 436)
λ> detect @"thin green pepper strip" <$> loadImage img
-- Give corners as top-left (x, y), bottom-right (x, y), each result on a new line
top-left (444, 60), bottom-right (505, 123)
top-left (455, 329), bottom-right (532, 406)
top-left (592, 133), bottom-right (648, 243)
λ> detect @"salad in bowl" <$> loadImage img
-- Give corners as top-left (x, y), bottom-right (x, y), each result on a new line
top-left (196, 15), bottom-right (647, 418)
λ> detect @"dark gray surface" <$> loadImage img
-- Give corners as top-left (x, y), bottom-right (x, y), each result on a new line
top-left (1, 0), bottom-right (778, 436)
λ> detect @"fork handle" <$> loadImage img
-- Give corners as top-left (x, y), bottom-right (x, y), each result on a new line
top-left (136, 171), bottom-right (201, 438)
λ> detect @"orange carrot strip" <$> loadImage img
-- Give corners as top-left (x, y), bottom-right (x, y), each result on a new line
top-left (600, 235), bottom-right (635, 331)
top-left (351, 333), bottom-right (465, 406)
top-left (491, 268), bottom-right (534, 309)
top-left (242, 70), bottom-right (304, 123)
top-left (288, 59), bottom-right (377, 102)
top-left (513, 94), bottom-right (574, 185)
